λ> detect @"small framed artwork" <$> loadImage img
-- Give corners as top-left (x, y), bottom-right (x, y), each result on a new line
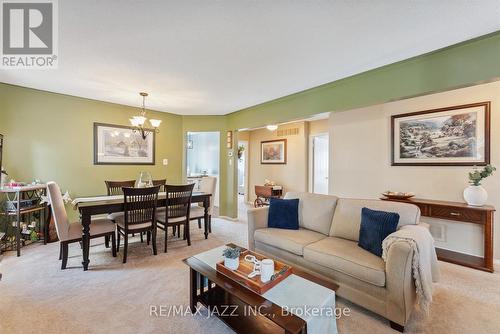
top-left (94, 123), bottom-right (155, 165)
top-left (391, 102), bottom-right (490, 166)
top-left (261, 139), bottom-right (287, 164)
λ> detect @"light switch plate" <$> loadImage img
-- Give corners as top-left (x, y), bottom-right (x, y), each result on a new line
top-left (162, 159), bottom-right (168, 166)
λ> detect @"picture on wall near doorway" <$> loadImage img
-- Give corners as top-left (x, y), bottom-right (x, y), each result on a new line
top-left (94, 123), bottom-right (155, 165)
top-left (391, 102), bottom-right (490, 166)
top-left (261, 139), bottom-right (287, 164)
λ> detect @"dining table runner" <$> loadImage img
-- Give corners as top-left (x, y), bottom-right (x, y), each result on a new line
top-left (193, 246), bottom-right (338, 334)
top-left (71, 192), bottom-right (207, 209)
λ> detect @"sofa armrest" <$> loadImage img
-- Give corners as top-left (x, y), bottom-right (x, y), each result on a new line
top-left (385, 241), bottom-right (416, 327)
top-left (247, 207), bottom-right (269, 250)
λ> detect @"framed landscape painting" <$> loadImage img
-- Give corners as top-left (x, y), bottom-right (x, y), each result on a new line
top-left (261, 139), bottom-right (287, 164)
top-left (94, 123), bottom-right (155, 165)
top-left (391, 102), bottom-right (490, 166)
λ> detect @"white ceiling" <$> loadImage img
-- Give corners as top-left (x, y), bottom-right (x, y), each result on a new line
top-left (1, 1), bottom-right (500, 115)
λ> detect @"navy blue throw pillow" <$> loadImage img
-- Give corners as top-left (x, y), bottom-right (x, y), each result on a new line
top-left (267, 198), bottom-right (299, 230)
top-left (358, 207), bottom-right (400, 257)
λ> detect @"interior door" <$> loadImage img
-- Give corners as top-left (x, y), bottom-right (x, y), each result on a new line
top-left (312, 134), bottom-right (329, 194)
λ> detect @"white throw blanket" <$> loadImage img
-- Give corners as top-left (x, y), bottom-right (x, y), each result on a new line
top-left (382, 224), bottom-right (440, 313)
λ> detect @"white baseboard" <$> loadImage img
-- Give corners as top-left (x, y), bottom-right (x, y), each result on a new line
top-left (218, 215), bottom-right (239, 222)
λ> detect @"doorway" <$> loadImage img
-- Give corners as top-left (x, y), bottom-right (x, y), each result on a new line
top-left (186, 131), bottom-right (220, 207)
top-left (309, 133), bottom-right (329, 194)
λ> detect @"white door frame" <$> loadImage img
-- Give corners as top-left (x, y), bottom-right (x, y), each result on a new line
top-left (308, 133), bottom-right (329, 193)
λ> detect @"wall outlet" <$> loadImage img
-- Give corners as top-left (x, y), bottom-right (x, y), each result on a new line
top-left (162, 159), bottom-right (168, 166)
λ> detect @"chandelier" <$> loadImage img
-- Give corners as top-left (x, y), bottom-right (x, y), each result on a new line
top-left (129, 92), bottom-right (161, 139)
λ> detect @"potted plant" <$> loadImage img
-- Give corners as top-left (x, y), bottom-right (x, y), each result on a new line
top-left (237, 145), bottom-right (245, 160)
top-left (222, 246), bottom-right (241, 270)
top-left (463, 164), bottom-right (496, 206)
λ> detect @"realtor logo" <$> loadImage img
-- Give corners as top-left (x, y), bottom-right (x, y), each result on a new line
top-left (1, 0), bottom-right (58, 68)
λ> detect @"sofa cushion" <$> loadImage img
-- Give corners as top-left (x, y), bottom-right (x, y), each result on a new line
top-left (254, 228), bottom-right (326, 256)
top-left (284, 192), bottom-right (338, 235)
top-left (358, 207), bottom-right (399, 257)
top-left (329, 198), bottom-right (420, 241)
top-left (268, 198), bottom-right (299, 230)
top-left (304, 237), bottom-right (386, 287)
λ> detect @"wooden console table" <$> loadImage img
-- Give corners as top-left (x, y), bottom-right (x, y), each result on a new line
top-left (381, 197), bottom-right (495, 273)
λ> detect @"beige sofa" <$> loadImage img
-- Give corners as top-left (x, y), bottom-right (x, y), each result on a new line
top-left (247, 192), bottom-right (422, 331)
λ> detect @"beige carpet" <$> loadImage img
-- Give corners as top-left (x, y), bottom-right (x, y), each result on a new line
top-left (1, 218), bottom-right (499, 334)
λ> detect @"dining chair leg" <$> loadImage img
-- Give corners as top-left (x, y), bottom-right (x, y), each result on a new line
top-left (172, 226), bottom-right (176, 236)
top-left (147, 231), bottom-right (150, 245)
top-left (123, 233), bottom-right (128, 264)
top-left (208, 215), bottom-right (212, 233)
top-left (164, 228), bottom-right (168, 253)
top-left (198, 218), bottom-right (201, 229)
top-left (116, 230), bottom-right (121, 253)
top-left (59, 242), bottom-right (62, 260)
top-left (105, 235), bottom-right (110, 248)
top-left (140, 232), bottom-right (144, 243)
top-left (177, 225), bottom-right (181, 238)
top-left (61, 242), bottom-right (68, 270)
top-left (152, 229), bottom-right (157, 255)
top-left (186, 221), bottom-right (191, 246)
top-left (111, 233), bottom-right (117, 257)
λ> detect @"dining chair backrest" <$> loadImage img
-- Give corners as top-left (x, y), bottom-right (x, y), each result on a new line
top-left (123, 186), bottom-right (160, 229)
top-left (46, 181), bottom-right (70, 241)
top-left (152, 179), bottom-right (167, 192)
top-left (165, 184), bottom-right (195, 222)
top-left (197, 176), bottom-right (217, 213)
top-left (105, 180), bottom-right (135, 196)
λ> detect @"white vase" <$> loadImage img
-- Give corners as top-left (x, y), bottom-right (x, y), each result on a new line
top-left (463, 185), bottom-right (488, 206)
top-left (224, 257), bottom-right (239, 271)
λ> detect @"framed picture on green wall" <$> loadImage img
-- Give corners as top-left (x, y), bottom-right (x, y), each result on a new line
top-left (93, 123), bottom-right (155, 165)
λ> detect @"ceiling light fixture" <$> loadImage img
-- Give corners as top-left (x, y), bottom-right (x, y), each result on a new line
top-left (129, 92), bottom-right (161, 139)
top-left (266, 124), bottom-right (278, 131)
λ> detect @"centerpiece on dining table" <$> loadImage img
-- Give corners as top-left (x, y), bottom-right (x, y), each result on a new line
top-left (135, 172), bottom-right (153, 188)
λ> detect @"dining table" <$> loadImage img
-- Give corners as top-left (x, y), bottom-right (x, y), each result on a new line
top-left (71, 191), bottom-right (211, 271)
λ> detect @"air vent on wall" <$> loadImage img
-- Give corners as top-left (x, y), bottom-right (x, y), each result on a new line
top-left (277, 128), bottom-right (299, 137)
top-left (429, 223), bottom-right (446, 242)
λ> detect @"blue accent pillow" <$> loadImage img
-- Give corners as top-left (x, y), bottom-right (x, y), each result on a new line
top-left (268, 198), bottom-right (299, 230)
top-left (358, 207), bottom-right (400, 257)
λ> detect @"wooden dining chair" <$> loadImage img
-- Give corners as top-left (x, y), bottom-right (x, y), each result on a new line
top-left (47, 182), bottom-right (116, 270)
top-left (190, 176), bottom-right (216, 233)
top-left (115, 186), bottom-right (160, 263)
top-left (104, 180), bottom-right (141, 242)
top-left (105, 180), bottom-right (136, 195)
top-left (152, 179), bottom-right (167, 192)
top-left (156, 184), bottom-right (194, 253)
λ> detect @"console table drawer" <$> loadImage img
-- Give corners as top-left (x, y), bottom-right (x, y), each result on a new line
top-left (429, 206), bottom-right (484, 224)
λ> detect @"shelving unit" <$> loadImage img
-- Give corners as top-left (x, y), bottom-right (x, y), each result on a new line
top-left (0, 184), bottom-right (49, 256)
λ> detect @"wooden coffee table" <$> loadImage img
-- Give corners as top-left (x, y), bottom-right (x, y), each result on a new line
top-left (183, 244), bottom-right (339, 334)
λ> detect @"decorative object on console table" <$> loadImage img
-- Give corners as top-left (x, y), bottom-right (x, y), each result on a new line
top-left (261, 139), bottom-right (287, 164)
top-left (391, 102), bottom-right (490, 166)
top-left (380, 196), bottom-right (495, 272)
top-left (94, 123), bottom-right (155, 165)
top-left (382, 191), bottom-right (415, 200)
top-left (463, 164), bottom-right (496, 206)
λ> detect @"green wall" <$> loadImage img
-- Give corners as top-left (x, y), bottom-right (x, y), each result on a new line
top-left (228, 31), bottom-right (500, 130)
top-left (0, 84), bottom-right (183, 219)
top-left (2, 31), bottom-right (500, 219)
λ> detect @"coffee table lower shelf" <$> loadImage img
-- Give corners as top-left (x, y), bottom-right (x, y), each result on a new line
top-left (196, 285), bottom-right (289, 334)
